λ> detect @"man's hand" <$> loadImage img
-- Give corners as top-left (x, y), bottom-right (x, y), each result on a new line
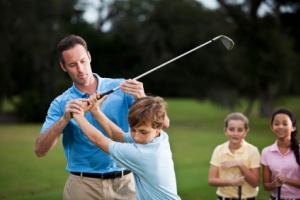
top-left (220, 160), bottom-right (242, 170)
top-left (64, 99), bottom-right (90, 120)
top-left (120, 79), bottom-right (146, 99)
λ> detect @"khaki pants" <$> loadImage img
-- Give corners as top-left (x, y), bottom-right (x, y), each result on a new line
top-left (63, 173), bottom-right (136, 200)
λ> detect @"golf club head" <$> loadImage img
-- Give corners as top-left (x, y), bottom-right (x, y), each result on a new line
top-left (220, 35), bottom-right (234, 50)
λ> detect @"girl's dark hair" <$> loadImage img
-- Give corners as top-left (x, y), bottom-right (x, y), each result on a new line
top-left (271, 108), bottom-right (300, 166)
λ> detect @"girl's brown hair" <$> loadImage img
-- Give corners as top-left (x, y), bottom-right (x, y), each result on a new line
top-left (224, 112), bottom-right (249, 130)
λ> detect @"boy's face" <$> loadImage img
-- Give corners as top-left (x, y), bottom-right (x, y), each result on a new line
top-left (130, 123), bottom-right (162, 144)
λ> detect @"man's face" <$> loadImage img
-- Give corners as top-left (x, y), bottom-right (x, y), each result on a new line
top-left (60, 44), bottom-right (93, 86)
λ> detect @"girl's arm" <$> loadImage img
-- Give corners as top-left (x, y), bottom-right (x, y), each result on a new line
top-left (276, 173), bottom-right (300, 189)
top-left (262, 164), bottom-right (281, 191)
top-left (208, 165), bottom-right (245, 186)
top-left (221, 160), bottom-right (260, 188)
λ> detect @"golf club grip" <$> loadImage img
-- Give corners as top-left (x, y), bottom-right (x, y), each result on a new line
top-left (96, 89), bottom-right (114, 100)
top-left (238, 186), bottom-right (242, 200)
top-left (278, 186), bottom-right (281, 199)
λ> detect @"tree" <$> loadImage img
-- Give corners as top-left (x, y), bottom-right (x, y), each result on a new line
top-left (0, 0), bottom-right (86, 121)
top-left (214, 0), bottom-right (300, 117)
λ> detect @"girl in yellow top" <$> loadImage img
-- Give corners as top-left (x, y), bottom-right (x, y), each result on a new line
top-left (208, 112), bottom-right (261, 200)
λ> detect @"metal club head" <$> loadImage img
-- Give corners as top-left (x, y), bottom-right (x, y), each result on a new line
top-left (220, 35), bottom-right (234, 50)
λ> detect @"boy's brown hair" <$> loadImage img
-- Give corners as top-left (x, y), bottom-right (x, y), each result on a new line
top-left (127, 96), bottom-right (166, 129)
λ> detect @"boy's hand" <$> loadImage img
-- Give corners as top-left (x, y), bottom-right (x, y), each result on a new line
top-left (70, 98), bottom-right (92, 118)
top-left (89, 92), bottom-right (108, 114)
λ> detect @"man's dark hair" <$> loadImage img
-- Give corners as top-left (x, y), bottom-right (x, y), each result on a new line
top-left (57, 35), bottom-right (88, 65)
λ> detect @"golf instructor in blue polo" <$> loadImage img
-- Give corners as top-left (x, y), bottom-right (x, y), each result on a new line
top-left (34, 35), bottom-right (169, 200)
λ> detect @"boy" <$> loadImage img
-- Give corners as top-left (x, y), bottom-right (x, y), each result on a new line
top-left (73, 94), bottom-right (180, 200)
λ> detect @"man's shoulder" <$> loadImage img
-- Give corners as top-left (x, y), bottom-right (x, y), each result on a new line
top-left (52, 88), bottom-right (75, 105)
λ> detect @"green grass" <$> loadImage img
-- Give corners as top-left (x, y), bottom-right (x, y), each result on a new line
top-left (1, 97), bottom-right (300, 199)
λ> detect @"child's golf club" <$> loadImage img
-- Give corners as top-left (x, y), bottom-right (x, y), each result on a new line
top-left (97, 35), bottom-right (234, 99)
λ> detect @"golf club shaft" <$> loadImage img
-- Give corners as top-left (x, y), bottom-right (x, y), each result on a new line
top-left (238, 186), bottom-right (242, 200)
top-left (97, 35), bottom-right (226, 100)
top-left (278, 186), bottom-right (281, 199)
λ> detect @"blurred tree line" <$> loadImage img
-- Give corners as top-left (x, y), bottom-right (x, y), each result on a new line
top-left (0, 0), bottom-right (299, 122)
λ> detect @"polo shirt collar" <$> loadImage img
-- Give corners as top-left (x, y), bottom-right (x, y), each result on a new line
top-left (269, 140), bottom-right (291, 153)
top-left (69, 73), bottom-right (102, 98)
top-left (269, 140), bottom-right (279, 152)
top-left (224, 140), bottom-right (247, 154)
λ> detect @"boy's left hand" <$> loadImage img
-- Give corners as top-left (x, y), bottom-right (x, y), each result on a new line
top-left (69, 98), bottom-right (91, 117)
top-left (88, 92), bottom-right (108, 114)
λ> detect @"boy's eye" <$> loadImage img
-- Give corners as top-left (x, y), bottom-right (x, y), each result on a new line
top-left (141, 131), bottom-right (148, 135)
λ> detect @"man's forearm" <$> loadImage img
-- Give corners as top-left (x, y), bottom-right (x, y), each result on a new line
top-left (35, 117), bottom-right (68, 157)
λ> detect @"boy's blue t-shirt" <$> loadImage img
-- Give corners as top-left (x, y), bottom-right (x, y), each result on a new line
top-left (109, 130), bottom-right (181, 200)
top-left (40, 73), bottom-right (135, 173)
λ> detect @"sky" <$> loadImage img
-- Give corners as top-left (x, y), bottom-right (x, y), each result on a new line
top-left (83, 0), bottom-right (219, 23)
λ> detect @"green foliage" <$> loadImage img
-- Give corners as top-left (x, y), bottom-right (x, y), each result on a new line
top-left (1, 97), bottom-right (300, 199)
top-left (1, 0), bottom-right (300, 122)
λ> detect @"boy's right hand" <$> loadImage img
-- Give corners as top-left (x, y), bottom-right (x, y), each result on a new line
top-left (88, 92), bottom-right (108, 114)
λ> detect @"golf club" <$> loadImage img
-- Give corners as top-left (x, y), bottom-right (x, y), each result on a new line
top-left (238, 186), bottom-right (242, 200)
top-left (97, 35), bottom-right (234, 100)
top-left (277, 186), bottom-right (281, 200)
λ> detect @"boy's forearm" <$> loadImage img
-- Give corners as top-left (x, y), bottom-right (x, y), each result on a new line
top-left (73, 114), bottom-right (110, 153)
top-left (91, 110), bottom-right (125, 142)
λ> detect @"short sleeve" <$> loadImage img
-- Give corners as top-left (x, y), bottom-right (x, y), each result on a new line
top-left (260, 147), bottom-right (269, 166)
top-left (109, 142), bottom-right (143, 170)
top-left (249, 147), bottom-right (261, 168)
top-left (210, 146), bottom-right (220, 167)
top-left (40, 99), bottom-right (63, 133)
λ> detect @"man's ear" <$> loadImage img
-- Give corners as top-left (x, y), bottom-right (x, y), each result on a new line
top-left (88, 51), bottom-right (91, 62)
top-left (60, 62), bottom-right (67, 72)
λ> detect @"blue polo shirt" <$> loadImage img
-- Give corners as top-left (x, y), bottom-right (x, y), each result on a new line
top-left (109, 131), bottom-right (181, 200)
top-left (40, 73), bottom-right (135, 173)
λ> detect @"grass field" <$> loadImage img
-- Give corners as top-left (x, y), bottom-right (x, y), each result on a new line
top-left (1, 97), bottom-right (300, 200)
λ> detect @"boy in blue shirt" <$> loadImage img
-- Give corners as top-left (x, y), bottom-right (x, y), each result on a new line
top-left (73, 94), bottom-right (180, 200)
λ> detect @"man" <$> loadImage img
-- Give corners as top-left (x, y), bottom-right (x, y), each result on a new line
top-left (35, 35), bottom-right (169, 200)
